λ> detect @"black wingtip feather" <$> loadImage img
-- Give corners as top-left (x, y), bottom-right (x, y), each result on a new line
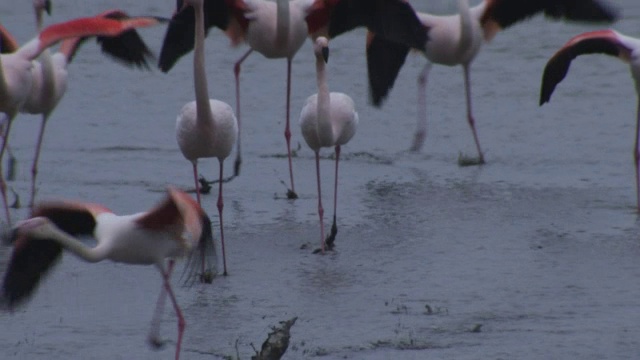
top-left (181, 213), bottom-right (218, 285)
top-left (158, 0), bottom-right (230, 73)
top-left (1, 237), bottom-right (63, 310)
top-left (366, 34), bottom-right (411, 107)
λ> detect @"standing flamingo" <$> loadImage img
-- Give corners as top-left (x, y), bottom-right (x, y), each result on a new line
top-left (165, 0), bottom-right (237, 276)
top-left (19, 3), bottom-right (157, 208)
top-left (539, 29), bottom-right (640, 211)
top-left (0, 187), bottom-right (216, 360)
top-left (0, 12), bottom-right (166, 224)
top-left (366, 0), bottom-right (618, 164)
top-left (159, 0), bottom-right (426, 199)
top-left (299, 37), bottom-right (357, 254)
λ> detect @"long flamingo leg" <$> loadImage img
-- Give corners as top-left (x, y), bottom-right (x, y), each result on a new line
top-left (192, 161), bottom-right (201, 205)
top-left (315, 151), bottom-right (325, 254)
top-left (0, 114), bottom-right (16, 225)
top-left (325, 145), bottom-right (340, 250)
top-left (147, 259), bottom-right (175, 348)
top-left (463, 64), bottom-right (485, 164)
top-left (284, 57), bottom-right (297, 199)
top-left (411, 62), bottom-right (432, 152)
top-left (29, 115), bottom-right (49, 208)
top-left (191, 161), bottom-right (208, 275)
top-left (217, 160), bottom-right (228, 276)
top-left (634, 99), bottom-right (640, 211)
top-left (233, 48), bottom-right (254, 177)
top-left (160, 261), bottom-right (185, 360)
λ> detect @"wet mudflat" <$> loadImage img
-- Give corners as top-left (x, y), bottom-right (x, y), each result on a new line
top-left (1, 0), bottom-right (640, 359)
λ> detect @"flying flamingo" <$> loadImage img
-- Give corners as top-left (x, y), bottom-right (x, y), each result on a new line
top-left (0, 12), bottom-right (167, 224)
top-left (0, 187), bottom-right (216, 360)
top-left (166, 0), bottom-right (238, 276)
top-left (539, 29), bottom-right (640, 211)
top-left (159, 0), bottom-right (427, 199)
top-left (299, 37), bottom-right (357, 254)
top-left (366, 0), bottom-right (619, 164)
top-left (17, 3), bottom-right (158, 209)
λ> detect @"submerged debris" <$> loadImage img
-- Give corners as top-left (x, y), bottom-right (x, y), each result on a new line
top-left (251, 317), bottom-right (297, 360)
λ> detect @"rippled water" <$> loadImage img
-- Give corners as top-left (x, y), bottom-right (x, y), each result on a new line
top-left (1, 0), bottom-right (640, 359)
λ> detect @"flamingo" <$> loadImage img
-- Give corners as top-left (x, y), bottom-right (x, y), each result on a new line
top-left (366, 0), bottom-right (619, 164)
top-left (166, 0), bottom-right (238, 276)
top-left (159, 0), bottom-right (427, 199)
top-left (17, 3), bottom-right (158, 209)
top-left (0, 12), bottom-right (166, 224)
top-left (299, 37), bottom-right (357, 254)
top-left (0, 187), bottom-right (216, 360)
top-left (539, 29), bottom-right (640, 211)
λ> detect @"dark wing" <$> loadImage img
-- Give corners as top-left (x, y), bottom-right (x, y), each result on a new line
top-left (1, 202), bottom-right (102, 309)
top-left (158, 0), bottom-right (231, 72)
top-left (136, 188), bottom-right (217, 284)
top-left (323, 0), bottom-right (428, 51)
top-left (366, 32), bottom-right (410, 106)
top-left (539, 30), bottom-right (628, 105)
top-left (482, 0), bottom-right (618, 32)
top-left (0, 24), bottom-right (19, 54)
top-left (57, 10), bottom-right (163, 68)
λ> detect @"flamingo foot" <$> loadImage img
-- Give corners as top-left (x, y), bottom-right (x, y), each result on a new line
top-left (286, 189), bottom-right (298, 199)
top-left (410, 130), bottom-right (426, 152)
top-left (147, 335), bottom-right (167, 350)
top-left (457, 152), bottom-right (485, 167)
top-left (197, 176), bottom-right (212, 194)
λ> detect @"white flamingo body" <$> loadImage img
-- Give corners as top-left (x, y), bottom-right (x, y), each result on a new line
top-left (176, 100), bottom-right (237, 161)
top-left (243, 0), bottom-right (309, 59)
top-left (170, 0), bottom-right (238, 276)
top-left (21, 52), bottom-right (67, 115)
top-left (300, 37), bottom-right (357, 253)
top-left (300, 92), bottom-right (356, 150)
top-left (91, 212), bottom-right (184, 264)
top-left (0, 55), bottom-right (33, 117)
top-left (419, 3), bottom-right (485, 67)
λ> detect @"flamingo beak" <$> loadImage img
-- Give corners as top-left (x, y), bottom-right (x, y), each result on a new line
top-left (322, 46), bottom-right (329, 64)
top-left (44, 0), bottom-right (51, 15)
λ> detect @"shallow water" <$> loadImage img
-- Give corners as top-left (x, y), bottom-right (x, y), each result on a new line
top-left (1, 0), bottom-right (640, 359)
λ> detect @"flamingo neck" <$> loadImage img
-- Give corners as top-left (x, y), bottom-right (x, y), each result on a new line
top-left (456, 0), bottom-right (473, 57)
top-left (193, 1), bottom-right (214, 127)
top-left (315, 54), bottom-right (332, 143)
top-left (44, 225), bottom-right (109, 263)
top-left (275, 0), bottom-right (290, 48)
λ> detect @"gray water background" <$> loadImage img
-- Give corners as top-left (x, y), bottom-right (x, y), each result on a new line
top-left (1, 0), bottom-right (640, 359)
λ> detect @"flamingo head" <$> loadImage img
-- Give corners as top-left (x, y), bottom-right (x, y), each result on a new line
top-left (314, 36), bottom-right (329, 64)
top-left (12, 217), bottom-right (61, 241)
top-left (33, 0), bottom-right (51, 29)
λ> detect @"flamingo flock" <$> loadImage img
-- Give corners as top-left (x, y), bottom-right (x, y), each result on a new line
top-left (0, 0), bottom-right (636, 358)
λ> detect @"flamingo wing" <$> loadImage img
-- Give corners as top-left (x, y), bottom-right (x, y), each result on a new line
top-left (136, 188), bottom-right (216, 283)
top-left (481, 0), bottom-right (618, 40)
top-left (1, 202), bottom-right (108, 309)
top-left (307, 0), bottom-right (427, 51)
top-left (158, 0), bottom-right (232, 72)
top-left (539, 30), bottom-right (630, 105)
top-left (365, 31), bottom-right (411, 106)
top-left (58, 10), bottom-right (162, 68)
top-left (0, 24), bottom-right (19, 54)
